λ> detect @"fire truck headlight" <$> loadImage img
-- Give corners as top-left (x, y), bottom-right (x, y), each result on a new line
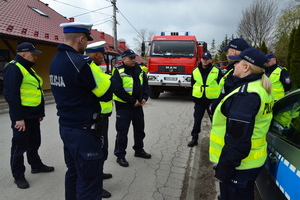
top-left (148, 76), bottom-right (156, 81)
top-left (186, 77), bottom-right (192, 82)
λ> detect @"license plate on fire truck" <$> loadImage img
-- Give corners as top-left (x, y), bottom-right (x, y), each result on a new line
top-left (164, 77), bottom-right (177, 81)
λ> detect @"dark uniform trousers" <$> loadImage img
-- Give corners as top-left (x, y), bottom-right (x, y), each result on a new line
top-left (219, 167), bottom-right (261, 200)
top-left (11, 118), bottom-right (43, 180)
top-left (191, 102), bottom-right (212, 140)
top-left (60, 125), bottom-right (104, 200)
top-left (114, 106), bottom-right (145, 158)
top-left (101, 115), bottom-right (109, 161)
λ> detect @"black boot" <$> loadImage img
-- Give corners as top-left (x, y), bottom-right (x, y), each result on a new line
top-left (188, 139), bottom-right (198, 147)
top-left (102, 189), bottom-right (111, 198)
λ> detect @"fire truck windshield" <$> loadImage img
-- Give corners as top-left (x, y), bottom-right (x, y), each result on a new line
top-left (150, 40), bottom-right (195, 57)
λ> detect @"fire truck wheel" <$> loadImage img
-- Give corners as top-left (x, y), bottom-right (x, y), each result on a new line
top-left (149, 86), bottom-right (160, 99)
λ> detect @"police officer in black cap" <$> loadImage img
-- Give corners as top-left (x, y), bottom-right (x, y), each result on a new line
top-left (210, 38), bottom-right (252, 116)
top-left (265, 53), bottom-right (292, 101)
top-left (112, 49), bottom-right (151, 167)
top-left (188, 52), bottom-right (222, 147)
top-left (210, 48), bottom-right (274, 200)
top-left (3, 42), bottom-right (54, 189)
top-left (50, 22), bottom-right (112, 200)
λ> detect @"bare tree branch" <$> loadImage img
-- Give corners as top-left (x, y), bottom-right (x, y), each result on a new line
top-left (237, 0), bottom-right (278, 47)
top-left (133, 28), bottom-right (155, 56)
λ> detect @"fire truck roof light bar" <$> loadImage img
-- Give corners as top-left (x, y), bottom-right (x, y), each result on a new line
top-left (160, 31), bottom-right (189, 36)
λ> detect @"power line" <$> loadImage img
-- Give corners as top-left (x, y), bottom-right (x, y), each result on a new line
top-left (94, 20), bottom-right (112, 26)
top-left (72, 5), bottom-right (112, 17)
top-left (53, 0), bottom-right (91, 11)
top-left (52, 0), bottom-right (112, 17)
top-left (93, 18), bottom-right (112, 26)
top-left (117, 8), bottom-right (142, 38)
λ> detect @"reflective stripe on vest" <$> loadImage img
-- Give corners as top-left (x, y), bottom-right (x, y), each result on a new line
top-left (192, 67), bottom-right (220, 99)
top-left (113, 67), bottom-right (144, 103)
top-left (100, 100), bottom-right (113, 114)
top-left (13, 61), bottom-right (43, 106)
top-left (89, 61), bottom-right (111, 97)
top-left (209, 80), bottom-right (274, 169)
top-left (269, 67), bottom-right (284, 100)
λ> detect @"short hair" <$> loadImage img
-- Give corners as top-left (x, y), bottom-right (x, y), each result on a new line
top-left (64, 32), bottom-right (85, 43)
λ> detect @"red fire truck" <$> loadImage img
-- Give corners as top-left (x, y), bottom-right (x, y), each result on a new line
top-left (146, 31), bottom-right (207, 99)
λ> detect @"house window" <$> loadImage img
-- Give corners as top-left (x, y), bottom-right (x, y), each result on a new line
top-left (28, 6), bottom-right (49, 18)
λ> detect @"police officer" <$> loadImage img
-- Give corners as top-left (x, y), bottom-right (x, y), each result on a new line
top-left (210, 38), bottom-right (251, 116)
top-left (50, 22), bottom-right (112, 200)
top-left (86, 41), bottom-right (113, 198)
top-left (3, 42), bottom-right (54, 189)
top-left (266, 53), bottom-right (292, 100)
top-left (219, 38), bottom-right (252, 95)
top-left (112, 49), bottom-right (151, 167)
top-left (209, 48), bottom-right (274, 200)
top-left (188, 52), bottom-right (222, 147)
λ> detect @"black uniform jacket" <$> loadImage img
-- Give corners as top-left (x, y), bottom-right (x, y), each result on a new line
top-left (3, 54), bottom-right (45, 121)
top-left (112, 62), bottom-right (149, 109)
top-left (50, 44), bottom-right (112, 128)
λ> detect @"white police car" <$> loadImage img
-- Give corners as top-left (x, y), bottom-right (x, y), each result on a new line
top-left (256, 89), bottom-right (300, 200)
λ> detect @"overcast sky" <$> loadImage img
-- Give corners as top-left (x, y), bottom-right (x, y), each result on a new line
top-left (41, 0), bottom-right (289, 50)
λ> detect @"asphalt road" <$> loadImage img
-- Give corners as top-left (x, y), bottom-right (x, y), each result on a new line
top-left (0, 92), bottom-right (199, 200)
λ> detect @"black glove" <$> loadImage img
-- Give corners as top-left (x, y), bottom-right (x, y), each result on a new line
top-left (214, 161), bottom-right (236, 183)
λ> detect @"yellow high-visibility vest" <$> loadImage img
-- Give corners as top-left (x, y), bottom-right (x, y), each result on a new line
top-left (11, 61), bottom-right (43, 106)
top-left (192, 67), bottom-right (220, 99)
top-left (269, 67), bottom-right (284, 100)
top-left (209, 80), bottom-right (274, 169)
top-left (89, 61), bottom-right (111, 98)
top-left (113, 67), bottom-right (143, 103)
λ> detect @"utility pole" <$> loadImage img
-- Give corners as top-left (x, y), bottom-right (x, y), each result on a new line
top-left (112, 0), bottom-right (118, 67)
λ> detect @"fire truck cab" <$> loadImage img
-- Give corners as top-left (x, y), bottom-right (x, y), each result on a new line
top-left (147, 31), bottom-right (207, 99)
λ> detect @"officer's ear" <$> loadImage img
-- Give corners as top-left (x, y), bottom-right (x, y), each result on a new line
top-left (243, 61), bottom-right (251, 72)
top-left (78, 33), bottom-right (88, 44)
top-left (18, 52), bottom-right (29, 59)
top-left (79, 35), bottom-right (85, 43)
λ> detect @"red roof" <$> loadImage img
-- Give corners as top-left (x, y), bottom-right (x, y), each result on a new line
top-left (0, 0), bottom-right (69, 44)
top-left (0, 0), bottom-right (146, 63)
top-left (89, 30), bottom-right (119, 55)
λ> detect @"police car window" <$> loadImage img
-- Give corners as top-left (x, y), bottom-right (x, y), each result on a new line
top-left (270, 91), bottom-right (300, 149)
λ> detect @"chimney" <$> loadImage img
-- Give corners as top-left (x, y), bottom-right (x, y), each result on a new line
top-left (100, 32), bottom-right (105, 39)
top-left (119, 41), bottom-right (126, 49)
top-left (69, 17), bottom-right (74, 22)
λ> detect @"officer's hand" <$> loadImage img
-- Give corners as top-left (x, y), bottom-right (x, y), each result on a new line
top-left (15, 120), bottom-right (26, 132)
top-left (140, 99), bottom-right (146, 106)
top-left (134, 100), bottom-right (140, 107)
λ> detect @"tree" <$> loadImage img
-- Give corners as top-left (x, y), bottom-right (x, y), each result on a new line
top-left (236, 0), bottom-right (278, 47)
top-left (209, 39), bottom-right (216, 57)
top-left (133, 28), bottom-right (155, 57)
top-left (217, 35), bottom-right (229, 61)
top-left (273, 1), bottom-right (300, 66)
top-left (286, 28), bottom-right (296, 70)
top-left (289, 23), bottom-right (300, 88)
top-left (259, 41), bottom-right (268, 54)
top-left (275, 1), bottom-right (300, 37)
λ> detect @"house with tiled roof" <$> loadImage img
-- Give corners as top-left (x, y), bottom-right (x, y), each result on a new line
top-left (0, 0), bottom-right (144, 92)
top-left (0, 0), bottom-right (69, 90)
